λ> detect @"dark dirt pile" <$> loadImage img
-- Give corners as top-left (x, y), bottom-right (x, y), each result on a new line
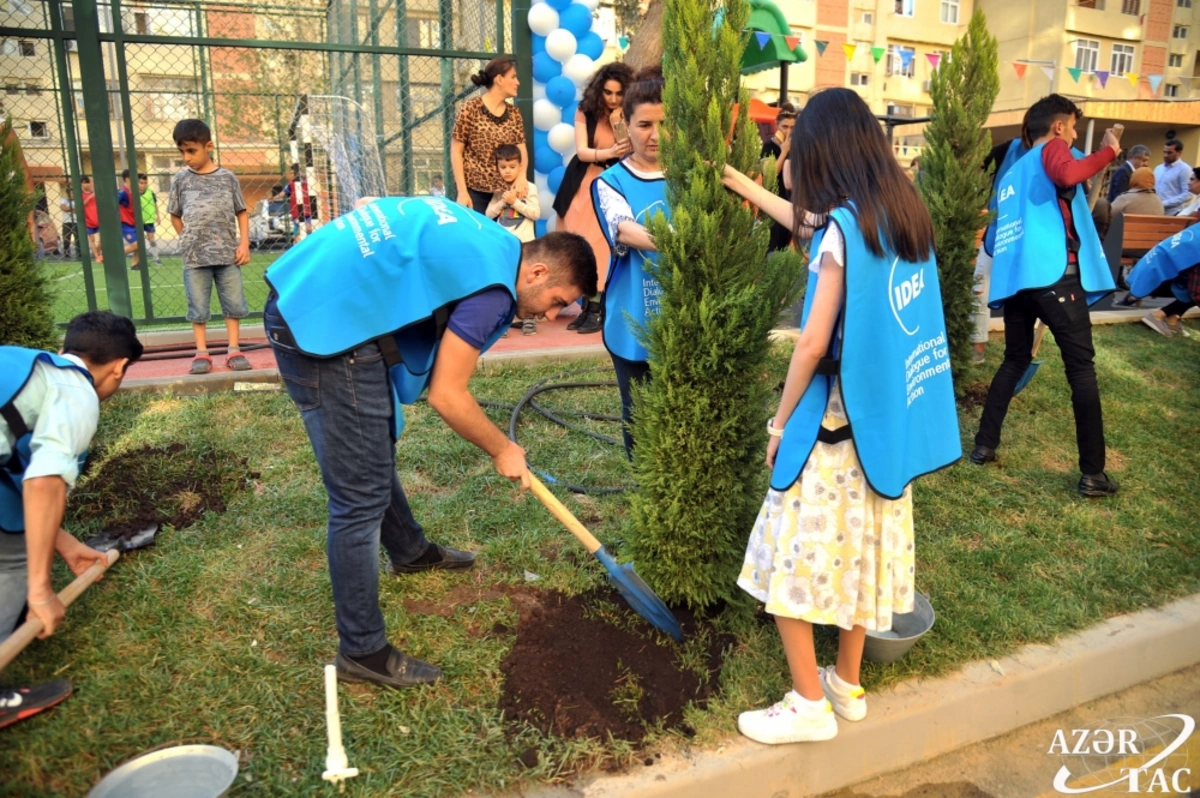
top-left (68, 443), bottom-right (253, 538)
top-left (498, 590), bottom-right (728, 744)
top-left (958, 381), bottom-right (991, 412)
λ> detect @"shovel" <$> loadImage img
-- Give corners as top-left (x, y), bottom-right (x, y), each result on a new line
top-left (528, 474), bottom-right (684, 642)
top-left (86, 522), bottom-right (160, 554)
top-left (0, 549), bottom-right (119, 670)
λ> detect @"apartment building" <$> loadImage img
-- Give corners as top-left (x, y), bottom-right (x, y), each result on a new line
top-left (742, 0), bottom-right (973, 158)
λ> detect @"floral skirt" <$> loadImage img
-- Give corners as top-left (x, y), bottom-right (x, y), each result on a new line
top-left (737, 390), bottom-right (916, 631)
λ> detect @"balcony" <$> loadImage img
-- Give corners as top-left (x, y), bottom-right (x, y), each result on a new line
top-left (1066, 5), bottom-right (1144, 40)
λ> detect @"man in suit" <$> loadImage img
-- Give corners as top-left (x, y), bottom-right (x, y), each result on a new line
top-left (1106, 144), bottom-right (1150, 203)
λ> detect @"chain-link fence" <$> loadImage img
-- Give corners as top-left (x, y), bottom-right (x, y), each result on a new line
top-left (0, 0), bottom-right (519, 326)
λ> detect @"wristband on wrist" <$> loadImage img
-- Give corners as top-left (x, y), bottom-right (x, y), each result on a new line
top-left (767, 417), bottom-right (785, 438)
top-left (28, 596), bottom-right (56, 607)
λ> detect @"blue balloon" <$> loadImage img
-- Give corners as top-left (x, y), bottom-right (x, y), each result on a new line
top-left (558, 4), bottom-right (593, 37)
top-left (545, 75), bottom-right (577, 108)
top-left (576, 31), bottom-right (604, 60)
top-left (535, 219), bottom-right (548, 238)
top-left (535, 145), bottom-right (560, 174)
top-left (533, 127), bottom-right (549, 153)
top-left (531, 34), bottom-right (546, 56)
top-left (548, 166), bottom-right (566, 194)
top-left (561, 101), bottom-right (579, 124)
top-left (547, 0), bottom-right (572, 10)
top-left (533, 52), bottom-right (562, 83)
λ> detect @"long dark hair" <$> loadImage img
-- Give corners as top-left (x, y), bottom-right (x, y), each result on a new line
top-left (622, 65), bottom-right (664, 122)
top-left (580, 62), bottom-right (635, 121)
top-left (471, 57), bottom-right (516, 89)
top-left (789, 88), bottom-right (934, 262)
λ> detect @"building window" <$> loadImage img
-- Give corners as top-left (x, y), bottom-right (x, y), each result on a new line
top-left (895, 0), bottom-right (914, 17)
top-left (405, 17), bottom-right (441, 48)
top-left (4, 83), bottom-right (18, 95)
top-left (851, 72), bottom-right (870, 86)
top-left (25, 82), bottom-right (40, 95)
top-left (1174, 25), bottom-right (1188, 38)
top-left (940, 0), bottom-right (959, 23)
top-left (886, 45), bottom-right (916, 77)
top-left (133, 11), bottom-right (151, 35)
top-left (1170, 53), bottom-right (1185, 67)
top-left (1078, 0), bottom-right (1106, 7)
top-left (141, 76), bottom-right (200, 121)
top-left (862, 11), bottom-right (874, 23)
top-left (1165, 83), bottom-right (1180, 96)
top-left (1179, 0), bottom-right (1192, 7)
top-left (28, 121), bottom-right (49, 139)
top-left (887, 103), bottom-right (915, 118)
top-left (1074, 39), bottom-right (1099, 72)
top-left (1121, 0), bottom-right (1138, 11)
top-left (19, 39), bottom-right (35, 56)
top-left (1111, 44), bottom-right (1135, 75)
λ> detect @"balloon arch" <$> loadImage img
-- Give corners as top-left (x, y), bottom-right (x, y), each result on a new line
top-left (526, 0), bottom-right (605, 235)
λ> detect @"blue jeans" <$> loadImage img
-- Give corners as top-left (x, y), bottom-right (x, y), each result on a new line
top-left (184, 265), bottom-right (249, 323)
top-left (264, 292), bottom-right (430, 657)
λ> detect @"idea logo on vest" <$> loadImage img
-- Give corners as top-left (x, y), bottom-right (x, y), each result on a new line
top-left (889, 257), bottom-right (926, 336)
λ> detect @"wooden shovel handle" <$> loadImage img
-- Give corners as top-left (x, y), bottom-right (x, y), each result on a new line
top-left (528, 475), bottom-right (603, 555)
top-left (1030, 321), bottom-right (1050, 359)
top-left (0, 548), bottom-right (119, 671)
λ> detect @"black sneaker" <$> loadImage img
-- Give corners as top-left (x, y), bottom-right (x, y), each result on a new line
top-left (969, 445), bottom-right (997, 465)
top-left (0, 680), bottom-right (73, 729)
top-left (334, 649), bottom-right (442, 689)
top-left (387, 544), bottom-right (475, 575)
top-left (1078, 472), bottom-right (1119, 498)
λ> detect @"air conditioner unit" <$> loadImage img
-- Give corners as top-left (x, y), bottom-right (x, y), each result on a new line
top-left (922, 79), bottom-right (932, 92)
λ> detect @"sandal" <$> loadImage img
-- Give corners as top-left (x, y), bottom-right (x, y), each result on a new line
top-left (189, 355), bottom-right (212, 375)
top-left (226, 353), bottom-right (252, 371)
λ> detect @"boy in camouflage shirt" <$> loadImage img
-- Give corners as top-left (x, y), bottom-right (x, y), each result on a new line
top-left (167, 119), bottom-right (252, 375)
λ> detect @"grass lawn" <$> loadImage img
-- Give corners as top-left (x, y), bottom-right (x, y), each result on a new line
top-left (2, 321), bottom-right (1199, 796)
top-left (40, 250), bottom-right (281, 328)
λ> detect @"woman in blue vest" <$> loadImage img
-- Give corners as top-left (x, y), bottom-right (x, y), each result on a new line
top-left (1, 311), bottom-right (142, 728)
top-left (263, 197), bottom-right (596, 690)
top-left (591, 66), bottom-right (667, 458)
top-left (971, 94), bottom-right (1120, 498)
top-left (722, 88), bottom-right (960, 744)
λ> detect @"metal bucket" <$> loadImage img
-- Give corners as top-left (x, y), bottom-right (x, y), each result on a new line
top-left (862, 592), bottom-right (935, 664)
top-left (87, 745), bottom-right (238, 798)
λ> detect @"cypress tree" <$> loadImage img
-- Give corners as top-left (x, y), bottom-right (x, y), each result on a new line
top-left (0, 122), bottom-right (57, 349)
top-left (918, 9), bottom-right (999, 378)
top-left (625, 0), bottom-right (804, 609)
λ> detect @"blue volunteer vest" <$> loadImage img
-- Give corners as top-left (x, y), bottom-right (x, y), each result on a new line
top-left (592, 163), bottom-right (669, 362)
top-left (770, 208), bottom-right (962, 500)
top-left (989, 141), bottom-right (1115, 308)
top-left (1127, 226), bottom-right (1200, 303)
top-left (266, 197), bottom-right (519, 438)
top-left (984, 139), bottom-right (1027, 257)
top-left (0, 347), bottom-right (93, 534)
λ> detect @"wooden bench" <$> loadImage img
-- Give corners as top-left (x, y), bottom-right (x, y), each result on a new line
top-left (1102, 212), bottom-right (1195, 287)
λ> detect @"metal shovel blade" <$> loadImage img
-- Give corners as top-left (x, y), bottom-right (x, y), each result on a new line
top-left (593, 546), bottom-right (684, 642)
top-left (1013, 360), bottom-right (1043, 396)
top-left (86, 523), bottom-right (160, 554)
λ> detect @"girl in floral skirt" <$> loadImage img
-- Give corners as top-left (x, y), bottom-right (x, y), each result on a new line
top-left (721, 88), bottom-right (959, 744)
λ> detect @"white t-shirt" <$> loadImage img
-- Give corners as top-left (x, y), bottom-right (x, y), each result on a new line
top-left (594, 160), bottom-right (664, 256)
top-left (811, 222), bottom-right (845, 274)
top-left (0, 354), bottom-right (98, 490)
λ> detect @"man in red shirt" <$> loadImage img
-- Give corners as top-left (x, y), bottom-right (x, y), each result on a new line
top-left (972, 95), bottom-right (1121, 498)
top-left (80, 176), bottom-right (101, 263)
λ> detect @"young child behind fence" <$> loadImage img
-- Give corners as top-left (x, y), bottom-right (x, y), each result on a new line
top-left (486, 143), bottom-right (541, 335)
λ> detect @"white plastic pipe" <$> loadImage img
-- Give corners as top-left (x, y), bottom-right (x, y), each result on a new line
top-left (322, 664), bottom-right (359, 787)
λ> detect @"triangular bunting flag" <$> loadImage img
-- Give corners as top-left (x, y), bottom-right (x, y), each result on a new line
top-left (899, 49), bottom-right (914, 70)
top-left (618, 35), bottom-right (629, 50)
top-left (871, 46), bottom-right (885, 63)
top-left (755, 32), bottom-right (771, 50)
top-left (1148, 74), bottom-right (1164, 94)
top-left (1041, 66), bottom-right (1056, 81)
top-left (1067, 67), bottom-right (1082, 83)
top-left (784, 35), bottom-right (800, 50)
top-left (926, 53), bottom-right (941, 70)
top-left (1094, 70), bottom-right (1109, 88)
top-left (1012, 62), bottom-right (1028, 79)
top-left (815, 39), bottom-right (828, 56)
top-left (842, 43), bottom-right (857, 61)
top-left (1126, 72), bottom-right (1139, 88)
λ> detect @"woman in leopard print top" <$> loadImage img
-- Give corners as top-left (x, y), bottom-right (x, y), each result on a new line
top-left (451, 58), bottom-right (529, 214)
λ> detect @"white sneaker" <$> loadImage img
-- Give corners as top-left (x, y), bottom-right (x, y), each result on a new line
top-left (819, 666), bottom-right (867, 722)
top-left (737, 690), bottom-right (838, 744)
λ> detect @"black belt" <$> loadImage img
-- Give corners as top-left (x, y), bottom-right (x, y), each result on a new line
top-left (817, 424), bottom-right (853, 445)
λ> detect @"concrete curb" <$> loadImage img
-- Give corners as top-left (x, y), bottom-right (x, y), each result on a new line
top-left (539, 593), bottom-right (1200, 798)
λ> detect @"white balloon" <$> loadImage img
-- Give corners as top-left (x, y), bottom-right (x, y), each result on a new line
top-left (527, 3), bottom-right (559, 36)
top-left (532, 81), bottom-right (546, 101)
top-left (563, 54), bottom-right (595, 85)
top-left (547, 122), bottom-right (576, 155)
top-left (533, 99), bottom-right (561, 131)
top-left (545, 212), bottom-right (558, 230)
top-left (535, 174), bottom-right (552, 218)
top-left (576, 85), bottom-right (585, 103)
top-left (562, 151), bottom-right (575, 169)
top-left (545, 29), bottom-right (577, 63)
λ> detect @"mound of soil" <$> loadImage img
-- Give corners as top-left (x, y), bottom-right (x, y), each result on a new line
top-left (498, 590), bottom-right (728, 744)
top-left (958, 381), bottom-right (991, 412)
top-left (69, 443), bottom-right (253, 538)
